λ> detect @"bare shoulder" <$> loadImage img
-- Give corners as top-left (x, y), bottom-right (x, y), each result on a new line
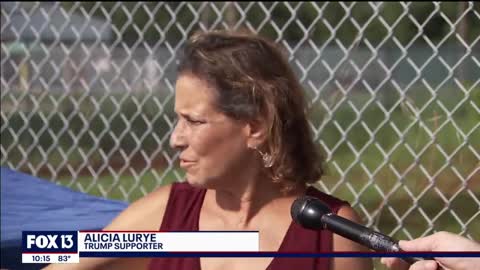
top-left (332, 205), bottom-right (366, 251)
top-left (336, 205), bottom-right (362, 223)
top-left (330, 205), bottom-right (373, 270)
top-left (104, 183), bottom-right (173, 231)
top-left (42, 184), bottom-right (173, 270)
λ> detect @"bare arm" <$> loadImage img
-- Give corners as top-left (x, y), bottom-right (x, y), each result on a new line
top-left (42, 184), bottom-right (172, 270)
top-left (330, 205), bottom-right (373, 270)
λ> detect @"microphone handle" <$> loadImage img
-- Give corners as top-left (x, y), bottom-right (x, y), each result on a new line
top-left (321, 214), bottom-right (437, 266)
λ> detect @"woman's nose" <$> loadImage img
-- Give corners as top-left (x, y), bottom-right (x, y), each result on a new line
top-left (170, 120), bottom-right (187, 149)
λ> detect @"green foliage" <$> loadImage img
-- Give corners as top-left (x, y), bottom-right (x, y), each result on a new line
top-left (60, 2), bottom-right (480, 46)
top-left (308, 85), bottom-right (479, 196)
top-left (1, 91), bottom-right (176, 169)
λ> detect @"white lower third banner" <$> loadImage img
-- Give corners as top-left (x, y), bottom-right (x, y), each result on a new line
top-left (22, 231), bottom-right (259, 263)
top-left (79, 231), bottom-right (260, 252)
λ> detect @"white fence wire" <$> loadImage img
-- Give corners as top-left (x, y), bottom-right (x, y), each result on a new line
top-left (1, 1), bottom-right (479, 246)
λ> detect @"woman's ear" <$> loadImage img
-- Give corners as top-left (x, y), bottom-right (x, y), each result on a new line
top-left (245, 117), bottom-right (269, 149)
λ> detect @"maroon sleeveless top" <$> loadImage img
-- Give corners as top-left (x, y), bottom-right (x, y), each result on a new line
top-left (148, 182), bottom-right (349, 270)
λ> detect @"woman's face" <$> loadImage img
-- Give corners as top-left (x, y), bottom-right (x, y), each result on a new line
top-left (170, 74), bottom-right (257, 188)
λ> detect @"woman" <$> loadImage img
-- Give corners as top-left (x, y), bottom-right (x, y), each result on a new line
top-left (45, 31), bottom-right (372, 270)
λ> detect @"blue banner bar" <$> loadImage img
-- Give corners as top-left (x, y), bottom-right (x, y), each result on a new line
top-left (80, 252), bottom-right (480, 258)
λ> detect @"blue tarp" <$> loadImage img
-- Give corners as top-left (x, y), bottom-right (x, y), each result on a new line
top-left (1, 167), bottom-right (129, 269)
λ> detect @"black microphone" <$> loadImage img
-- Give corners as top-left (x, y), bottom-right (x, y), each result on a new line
top-left (291, 195), bottom-right (433, 265)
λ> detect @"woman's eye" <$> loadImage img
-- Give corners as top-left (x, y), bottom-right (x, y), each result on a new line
top-left (187, 118), bottom-right (204, 125)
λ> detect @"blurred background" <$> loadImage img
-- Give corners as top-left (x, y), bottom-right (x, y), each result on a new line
top-left (1, 1), bottom-right (479, 268)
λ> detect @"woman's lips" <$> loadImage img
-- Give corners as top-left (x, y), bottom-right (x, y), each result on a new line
top-left (180, 159), bottom-right (196, 168)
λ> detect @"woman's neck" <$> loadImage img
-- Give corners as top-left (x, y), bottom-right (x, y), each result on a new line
top-left (208, 174), bottom-right (306, 229)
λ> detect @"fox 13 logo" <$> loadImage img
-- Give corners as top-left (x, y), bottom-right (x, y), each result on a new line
top-left (22, 231), bottom-right (78, 253)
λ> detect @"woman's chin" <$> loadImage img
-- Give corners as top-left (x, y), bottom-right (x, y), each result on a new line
top-left (185, 175), bottom-right (206, 188)
top-left (185, 175), bottom-right (217, 189)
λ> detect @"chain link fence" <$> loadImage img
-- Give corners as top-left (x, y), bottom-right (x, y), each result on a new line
top-left (1, 1), bottom-right (479, 250)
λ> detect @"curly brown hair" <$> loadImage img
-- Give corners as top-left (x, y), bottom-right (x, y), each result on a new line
top-left (177, 30), bottom-right (324, 193)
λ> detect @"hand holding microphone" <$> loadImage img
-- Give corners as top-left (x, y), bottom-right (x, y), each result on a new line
top-left (381, 232), bottom-right (480, 270)
top-left (290, 196), bottom-right (437, 266)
